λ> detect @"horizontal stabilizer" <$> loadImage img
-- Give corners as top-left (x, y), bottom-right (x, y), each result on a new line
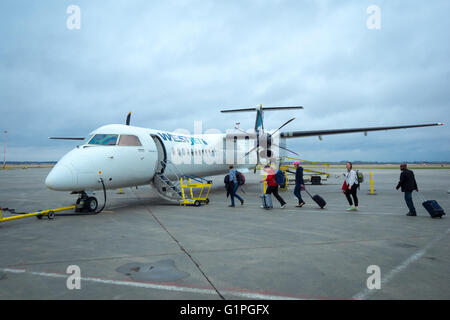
top-left (221, 106), bottom-right (303, 113)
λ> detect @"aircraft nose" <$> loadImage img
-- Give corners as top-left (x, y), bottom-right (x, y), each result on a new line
top-left (45, 164), bottom-right (76, 191)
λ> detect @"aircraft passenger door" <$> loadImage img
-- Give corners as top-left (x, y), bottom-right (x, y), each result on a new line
top-left (150, 135), bottom-right (167, 174)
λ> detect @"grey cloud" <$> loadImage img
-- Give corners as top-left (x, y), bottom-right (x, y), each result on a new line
top-left (0, 0), bottom-right (448, 161)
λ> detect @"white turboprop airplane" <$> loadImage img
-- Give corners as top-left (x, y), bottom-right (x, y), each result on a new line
top-left (45, 106), bottom-right (444, 212)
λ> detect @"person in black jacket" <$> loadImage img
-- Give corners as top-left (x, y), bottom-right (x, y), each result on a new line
top-left (396, 163), bottom-right (419, 216)
top-left (293, 161), bottom-right (305, 207)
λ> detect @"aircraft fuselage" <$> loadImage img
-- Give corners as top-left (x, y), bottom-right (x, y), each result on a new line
top-left (45, 124), bottom-right (254, 192)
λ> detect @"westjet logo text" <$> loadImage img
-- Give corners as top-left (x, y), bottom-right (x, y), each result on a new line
top-left (157, 132), bottom-right (208, 146)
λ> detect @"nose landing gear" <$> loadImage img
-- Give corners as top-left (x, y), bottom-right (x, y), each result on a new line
top-left (75, 192), bottom-right (99, 213)
top-left (74, 178), bottom-right (106, 215)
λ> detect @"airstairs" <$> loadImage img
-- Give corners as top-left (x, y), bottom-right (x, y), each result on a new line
top-left (152, 160), bottom-right (184, 202)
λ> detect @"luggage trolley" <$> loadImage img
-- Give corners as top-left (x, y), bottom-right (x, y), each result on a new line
top-left (179, 175), bottom-right (212, 207)
top-left (280, 156), bottom-right (331, 188)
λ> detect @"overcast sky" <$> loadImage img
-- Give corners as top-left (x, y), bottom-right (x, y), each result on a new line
top-left (1, 0), bottom-right (449, 162)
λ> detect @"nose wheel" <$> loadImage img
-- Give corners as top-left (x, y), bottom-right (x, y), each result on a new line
top-left (75, 192), bottom-right (99, 213)
top-left (86, 197), bottom-right (98, 212)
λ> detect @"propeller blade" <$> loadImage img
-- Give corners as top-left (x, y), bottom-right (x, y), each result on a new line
top-left (243, 145), bottom-right (259, 158)
top-left (126, 112), bottom-right (131, 126)
top-left (271, 143), bottom-right (299, 156)
top-left (240, 144), bottom-right (260, 173)
top-left (271, 118), bottom-right (295, 137)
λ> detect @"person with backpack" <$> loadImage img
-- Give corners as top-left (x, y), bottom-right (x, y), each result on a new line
top-left (260, 165), bottom-right (287, 208)
top-left (227, 165), bottom-right (244, 207)
top-left (292, 161), bottom-right (306, 208)
top-left (343, 162), bottom-right (359, 211)
top-left (396, 163), bottom-right (419, 216)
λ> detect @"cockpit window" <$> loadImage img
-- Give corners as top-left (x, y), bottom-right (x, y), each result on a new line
top-left (118, 135), bottom-right (142, 146)
top-left (88, 134), bottom-right (118, 146)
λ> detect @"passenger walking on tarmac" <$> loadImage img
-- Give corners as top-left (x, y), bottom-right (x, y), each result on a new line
top-left (260, 165), bottom-right (287, 208)
top-left (228, 165), bottom-right (244, 207)
top-left (343, 162), bottom-right (359, 211)
top-left (293, 161), bottom-right (305, 207)
top-left (396, 163), bottom-right (419, 216)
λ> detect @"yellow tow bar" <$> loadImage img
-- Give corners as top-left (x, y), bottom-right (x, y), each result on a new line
top-left (0, 205), bottom-right (76, 223)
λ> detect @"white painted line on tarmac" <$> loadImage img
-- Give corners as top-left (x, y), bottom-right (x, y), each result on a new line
top-left (352, 227), bottom-right (450, 300)
top-left (0, 268), bottom-right (304, 300)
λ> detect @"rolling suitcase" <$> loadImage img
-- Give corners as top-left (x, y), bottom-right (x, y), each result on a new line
top-left (417, 192), bottom-right (445, 218)
top-left (304, 189), bottom-right (326, 209)
top-left (261, 184), bottom-right (273, 209)
top-left (261, 194), bottom-right (273, 209)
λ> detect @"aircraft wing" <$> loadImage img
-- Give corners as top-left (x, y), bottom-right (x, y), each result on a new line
top-left (280, 123), bottom-right (444, 138)
top-left (49, 137), bottom-right (85, 140)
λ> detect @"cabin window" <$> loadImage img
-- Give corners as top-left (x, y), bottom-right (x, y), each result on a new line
top-left (118, 135), bottom-right (142, 146)
top-left (88, 134), bottom-right (118, 146)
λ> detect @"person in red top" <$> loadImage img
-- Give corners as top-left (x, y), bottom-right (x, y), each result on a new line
top-left (260, 165), bottom-right (287, 208)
